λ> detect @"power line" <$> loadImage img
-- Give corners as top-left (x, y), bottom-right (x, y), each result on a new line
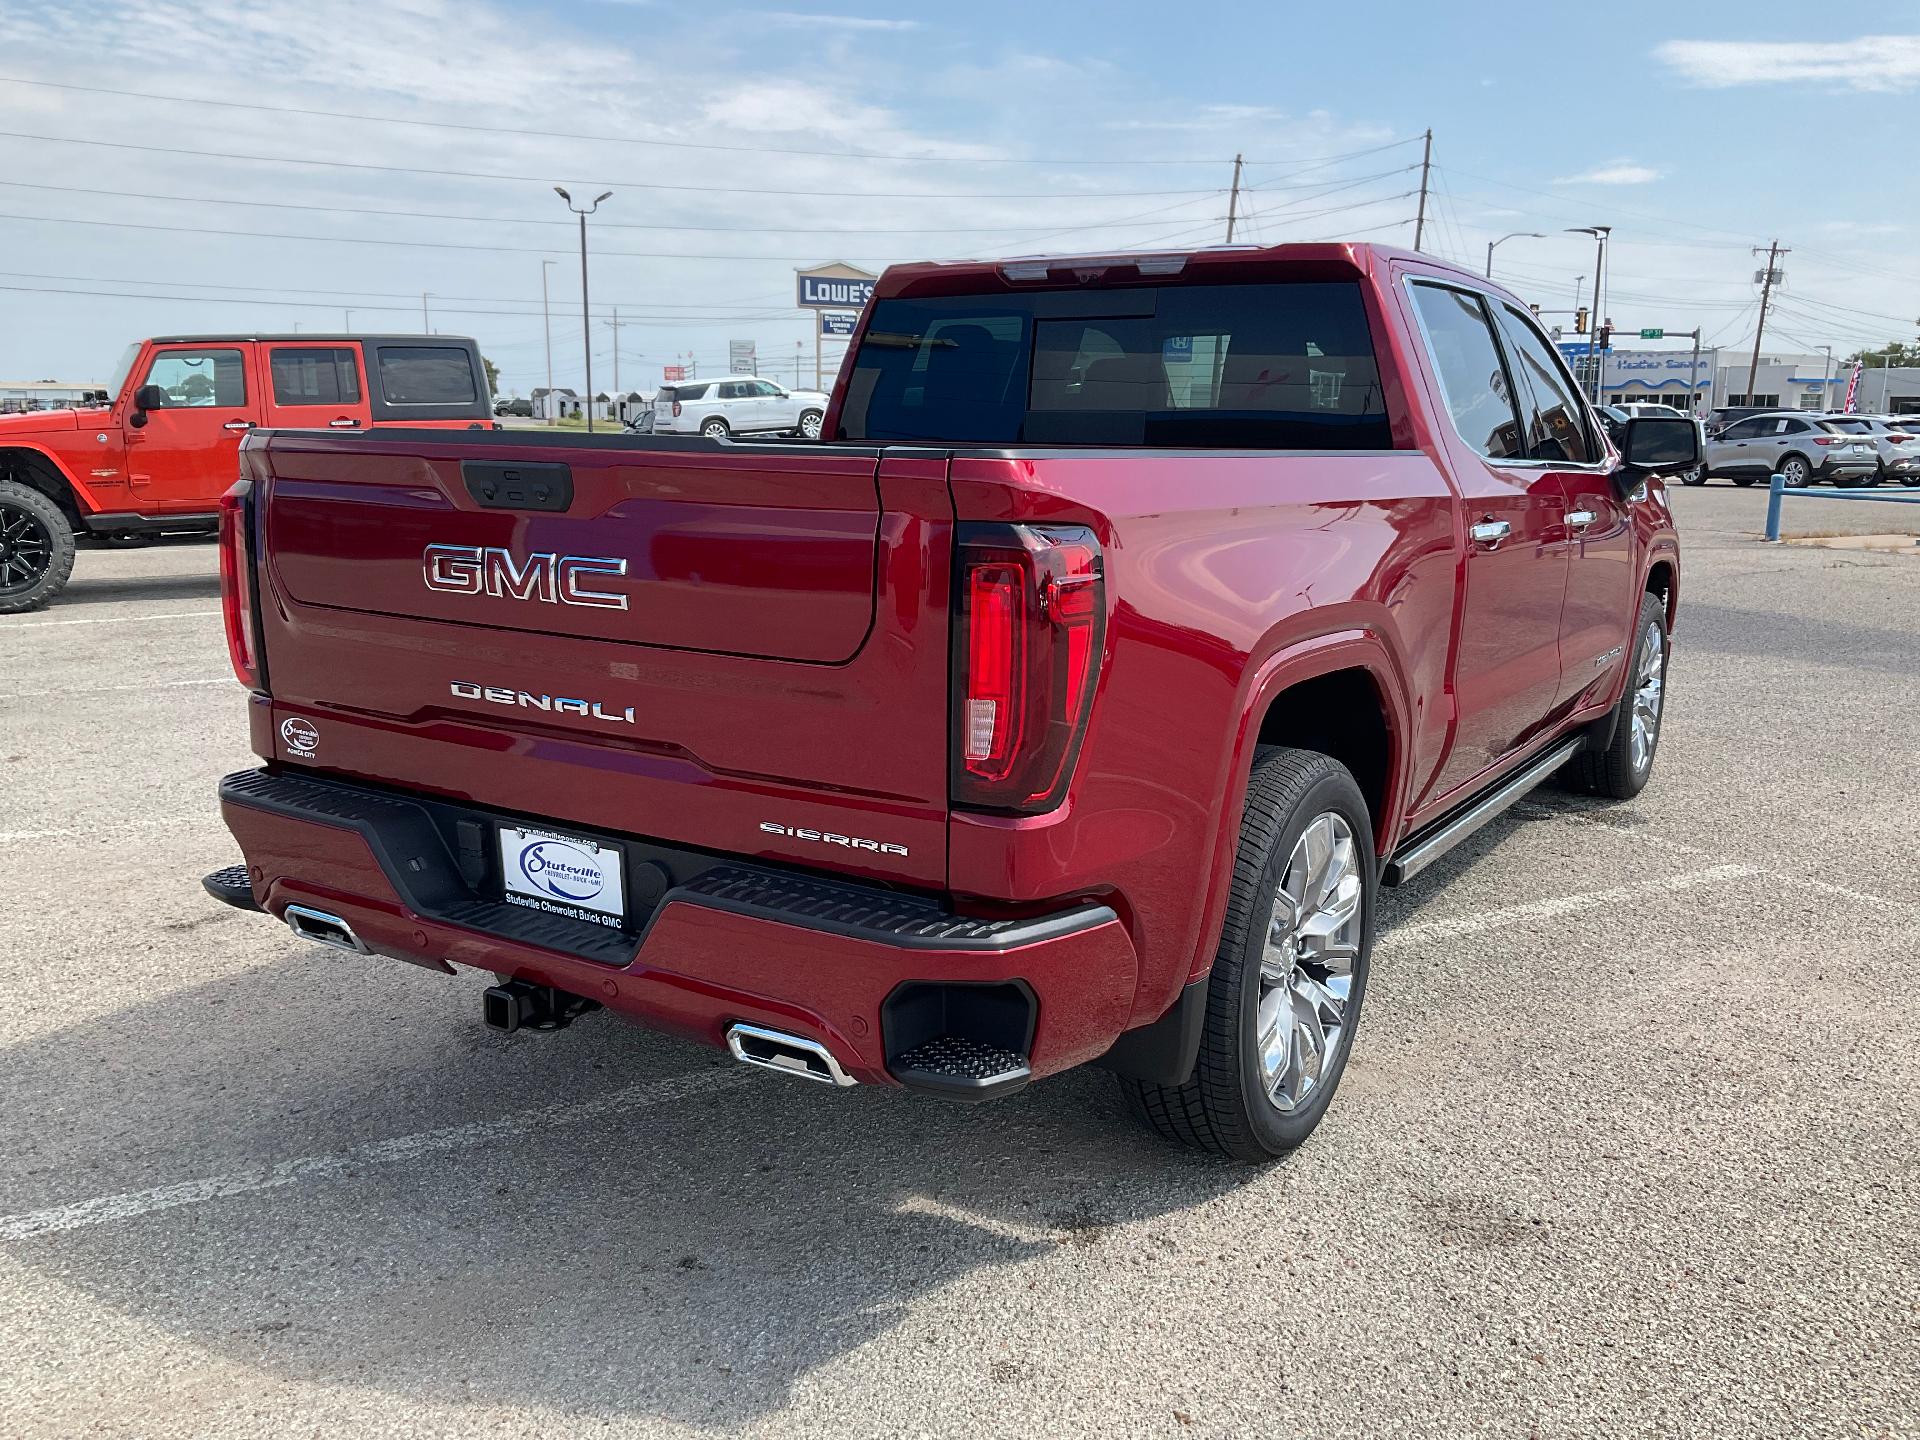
top-left (0, 177), bottom-right (1232, 237)
top-left (0, 129), bottom-right (1227, 200)
top-left (0, 74), bottom-right (1411, 168)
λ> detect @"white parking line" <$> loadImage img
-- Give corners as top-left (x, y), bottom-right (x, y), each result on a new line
top-left (0, 676), bottom-right (231, 701)
top-left (1, 609), bottom-right (220, 630)
top-left (1382, 864), bottom-right (1758, 948)
top-left (0, 1066), bottom-right (752, 1241)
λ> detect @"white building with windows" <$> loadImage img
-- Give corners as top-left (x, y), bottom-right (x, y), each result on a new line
top-left (1556, 345), bottom-right (1920, 415)
top-left (0, 379), bottom-right (105, 413)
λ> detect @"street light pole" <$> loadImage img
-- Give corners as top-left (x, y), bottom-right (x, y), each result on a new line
top-left (540, 259), bottom-right (556, 425)
top-left (343, 308), bottom-right (353, 334)
top-left (1485, 231), bottom-right (1545, 278)
top-left (421, 292), bottom-right (431, 332)
top-left (555, 187), bottom-right (613, 433)
top-left (1569, 227), bottom-right (1612, 400)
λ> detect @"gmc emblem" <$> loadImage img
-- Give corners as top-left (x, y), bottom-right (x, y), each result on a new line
top-left (422, 544), bottom-right (628, 609)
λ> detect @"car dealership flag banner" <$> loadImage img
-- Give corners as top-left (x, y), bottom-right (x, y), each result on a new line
top-left (1843, 360), bottom-right (1862, 413)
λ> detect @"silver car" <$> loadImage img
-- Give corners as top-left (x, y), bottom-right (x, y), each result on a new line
top-left (647, 377), bottom-right (830, 441)
top-left (1703, 411), bottom-right (1878, 488)
top-left (1816, 415), bottom-right (1920, 487)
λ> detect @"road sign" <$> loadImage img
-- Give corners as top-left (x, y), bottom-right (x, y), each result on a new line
top-left (728, 340), bottom-right (756, 375)
top-left (1639, 328), bottom-right (1664, 339)
top-left (818, 311), bottom-right (857, 337)
top-left (662, 364), bottom-right (686, 382)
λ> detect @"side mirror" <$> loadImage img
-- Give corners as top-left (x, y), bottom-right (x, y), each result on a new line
top-left (1621, 415), bottom-right (1700, 473)
top-left (134, 384), bottom-right (168, 412)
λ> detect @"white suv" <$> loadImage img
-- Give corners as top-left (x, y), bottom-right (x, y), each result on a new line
top-left (645, 377), bottom-right (830, 440)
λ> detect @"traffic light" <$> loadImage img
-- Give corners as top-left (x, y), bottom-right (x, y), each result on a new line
top-left (1597, 321), bottom-right (1613, 351)
top-left (1575, 307), bottom-right (1590, 335)
top-left (1528, 302), bottom-right (1541, 317)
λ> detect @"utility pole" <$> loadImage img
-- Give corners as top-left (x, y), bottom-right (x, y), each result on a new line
top-left (1819, 344), bottom-right (1833, 408)
top-left (421, 292), bottom-right (431, 332)
top-left (795, 340), bottom-right (803, 387)
top-left (1570, 227), bottom-right (1611, 400)
top-left (1687, 328), bottom-right (1702, 415)
top-left (1412, 129), bottom-right (1433, 251)
top-left (555, 186), bottom-right (613, 433)
top-left (604, 306), bottom-right (624, 395)
top-left (343, 309), bottom-right (353, 333)
top-left (1745, 239), bottom-right (1788, 406)
top-left (540, 259), bottom-right (556, 425)
top-left (1224, 153), bottom-right (1245, 243)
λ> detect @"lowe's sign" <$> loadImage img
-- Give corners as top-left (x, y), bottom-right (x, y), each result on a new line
top-left (798, 275), bottom-right (875, 310)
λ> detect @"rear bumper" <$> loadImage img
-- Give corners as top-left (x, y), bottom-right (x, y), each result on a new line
top-left (215, 768), bottom-right (1139, 1092)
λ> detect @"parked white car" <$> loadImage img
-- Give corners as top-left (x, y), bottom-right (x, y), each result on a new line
top-left (645, 377), bottom-right (830, 440)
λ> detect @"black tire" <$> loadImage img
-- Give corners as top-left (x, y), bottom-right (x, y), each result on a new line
top-left (1120, 747), bottom-right (1374, 1162)
top-left (0, 480), bottom-right (76, 614)
top-left (1563, 591), bottom-right (1667, 801)
top-left (1679, 467), bottom-right (1707, 486)
top-left (798, 409), bottom-right (824, 441)
top-left (1779, 454), bottom-right (1812, 488)
top-left (1900, 476), bottom-right (1920, 489)
top-left (700, 417), bottom-right (730, 441)
top-left (1855, 472), bottom-right (1882, 489)
top-left (95, 530), bottom-right (155, 549)
top-left (1730, 474), bottom-right (1757, 487)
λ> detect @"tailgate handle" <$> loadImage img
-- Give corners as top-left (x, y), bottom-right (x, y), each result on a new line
top-left (461, 460), bottom-right (573, 513)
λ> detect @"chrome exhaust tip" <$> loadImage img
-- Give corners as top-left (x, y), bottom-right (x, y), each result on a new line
top-left (284, 904), bottom-right (368, 954)
top-left (725, 1023), bottom-right (856, 1088)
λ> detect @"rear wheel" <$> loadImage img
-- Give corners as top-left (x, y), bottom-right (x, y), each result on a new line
top-left (1730, 474), bottom-right (1757, 487)
top-left (1120, 747), bottom-right (1373, 1161)
top-left (0, 480), bottom-right (76, 614)
top-left (798, 409), bottom-right (824, 441)
top-left (1779, 455), bottom-right (1811, 488)
top-left (700, 418), bottom-right (730, 441)
top-left (1563, 591), bottom-right (1667, 800)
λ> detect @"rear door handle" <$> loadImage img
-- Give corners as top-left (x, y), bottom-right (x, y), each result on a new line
top-left (222, 419), bottom-right (255, 432)
top-left (1566, 509), bottom-right (1596, 530)
top-left (328, 418), bottom-right (360, 429)
top-left (1469, 519), bottom-right (1511, 546)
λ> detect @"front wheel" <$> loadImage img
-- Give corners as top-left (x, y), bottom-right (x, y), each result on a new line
top-left (797, 409), bottom-right (824, 441)
top-left (1678, 466), bottom-right (1707, 486)
top-left (0, 480), bottom-right (76, 614)
top-left (1121, 747), bottom-right (1373, 1161)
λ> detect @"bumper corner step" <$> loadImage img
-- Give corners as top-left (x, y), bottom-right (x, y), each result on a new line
top-left (202, 864), bottom-right (262, 913)
top-left (890, 1036), bottom-right (1031, 1104)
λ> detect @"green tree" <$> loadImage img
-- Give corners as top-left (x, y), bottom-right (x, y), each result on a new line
top-left (482, 355), bottom-right (501, 395)
top-left (1845, 340), bottom-right (1920, 366)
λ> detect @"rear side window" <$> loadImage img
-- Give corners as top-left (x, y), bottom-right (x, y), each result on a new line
top-left (375, 346), bottom-right (478, 405)
top-left (1407, 284), bottom-right (1524, 460)
top-left (839, 281), bottom-right (1391, 448)
top-left (270, 347), bottom-right (361, 406)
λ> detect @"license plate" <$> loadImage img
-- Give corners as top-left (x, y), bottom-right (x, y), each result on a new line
top-left (498, 825), bottom-right (626, 927)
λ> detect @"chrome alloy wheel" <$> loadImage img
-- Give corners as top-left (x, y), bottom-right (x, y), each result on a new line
top-left (1257, 812), bottom-right (1362, 1114)
top-left (1630, 620), bottom-right (1665, 773)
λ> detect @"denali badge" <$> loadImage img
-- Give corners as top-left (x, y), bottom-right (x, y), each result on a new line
top-left (760, 821), bottom-right (909, 857)
top-left (423, 544), bottom-right (628, 609)
top-left (450, 682), bottom-right (636, 725)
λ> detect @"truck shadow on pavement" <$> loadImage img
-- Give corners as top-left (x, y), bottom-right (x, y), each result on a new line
top-left (0, 949), bottom-right (1256, 1428)
top-left (38, 571), bottom-right (223, 609)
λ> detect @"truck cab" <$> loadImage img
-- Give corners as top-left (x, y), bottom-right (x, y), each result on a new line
top-left (0, 333), bottom-right (495, 612)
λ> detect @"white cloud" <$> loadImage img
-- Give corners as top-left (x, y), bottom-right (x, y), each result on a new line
top-left (1552, 160), bottom-right (1662, 186)
top-left (1655, 35), bottom-right (1920, 92)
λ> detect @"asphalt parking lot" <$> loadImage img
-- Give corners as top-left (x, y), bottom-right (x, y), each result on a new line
top-left (2, 485), bottom-right (1916, 1439)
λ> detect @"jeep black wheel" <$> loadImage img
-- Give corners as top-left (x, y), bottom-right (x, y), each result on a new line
top-left (0, 480), bottom-right (76, 614)
top-left (1120, 746), bottom-right (1373, 1161)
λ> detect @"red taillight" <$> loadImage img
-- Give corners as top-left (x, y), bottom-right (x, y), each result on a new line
top-left (1814, 436), bottom-right (1843, 447)
top-left (953, 524), bottom-right (1105, 813)
top-left (671, 401), bottom-right (683, 417)
top-left (218, 481), bottom-right (261, 691)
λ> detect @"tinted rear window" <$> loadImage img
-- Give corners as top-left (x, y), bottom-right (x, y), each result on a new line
top-left (838, 281), bottom-right (1391, 448)
top-left (270, 347), bottom-right (361, 406)
top-left (375, 346), bottom-right (478, 405)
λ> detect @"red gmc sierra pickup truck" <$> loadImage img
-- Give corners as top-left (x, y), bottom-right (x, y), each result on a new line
top-left (0, 333), bottom-right (495, 612)
top-left (205, 243), bottom-right (1694, 1161)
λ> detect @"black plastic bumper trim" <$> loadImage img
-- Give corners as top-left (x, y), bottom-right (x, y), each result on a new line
top-left (218, 767), bottom-right (1114, 961)
top-left (84, 511), bottom-right (219, 533)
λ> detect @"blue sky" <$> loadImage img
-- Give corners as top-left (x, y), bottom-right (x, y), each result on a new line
top-left (0, 0), bottom-right (1911, 394)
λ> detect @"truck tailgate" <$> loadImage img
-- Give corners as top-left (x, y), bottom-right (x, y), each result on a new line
top-left (243, 431), bottom-right (954, 889)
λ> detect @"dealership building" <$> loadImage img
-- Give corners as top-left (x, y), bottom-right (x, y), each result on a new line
top-left (1556, 344), bottom-right (1920, 415)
